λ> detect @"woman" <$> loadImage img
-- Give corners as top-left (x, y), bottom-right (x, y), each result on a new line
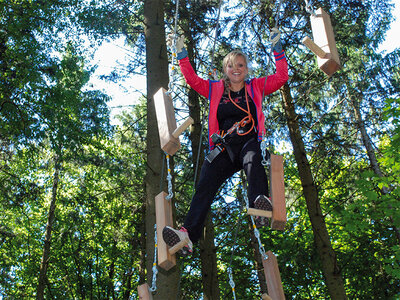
top-left (163, 29), bottom-right (289, 256)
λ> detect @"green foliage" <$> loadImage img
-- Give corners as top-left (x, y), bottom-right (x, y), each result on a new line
top-left (1, 0), bottom-right (400, 298)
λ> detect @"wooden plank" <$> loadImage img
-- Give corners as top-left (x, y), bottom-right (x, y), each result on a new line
top-left (153, 88), bottom-right (180, 155)
top-left (155, 192), bottom-right (176, 271)
top-left (270, 154), bottom-right (286, 230)
top-left (310, 7), bottom-right (341, 76)
top-left (168, 236), bottom-right (190, 255)
top-left (302, 36), bottom-right (327, 59)
top-left (172, 116), bottom-right (194, 139)
top-left (262, 251), bottom-right (285, 300)
top-left (303, 7), bottom-right (341, 76)
top-left (262, 294), bottom-right (272, 300)
top-left (247, 208), bottom-right (272, 218)
top-left (137, 283), bottom-right (153, 300)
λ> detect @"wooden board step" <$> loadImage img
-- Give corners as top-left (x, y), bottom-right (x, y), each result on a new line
top-left (168, 236), bottom-right (190, 255)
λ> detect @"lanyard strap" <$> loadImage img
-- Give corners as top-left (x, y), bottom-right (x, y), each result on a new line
top-left (227, 85), bottom-right (255, 136)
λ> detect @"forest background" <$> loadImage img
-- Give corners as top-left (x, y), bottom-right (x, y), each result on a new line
top-left (1, 0), bottom-right (400, 299)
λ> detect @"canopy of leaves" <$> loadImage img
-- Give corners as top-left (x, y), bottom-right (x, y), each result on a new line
top-left (1, 0), bottom-right (400, 298)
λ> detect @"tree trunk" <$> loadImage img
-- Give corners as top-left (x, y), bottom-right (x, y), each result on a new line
top-left (350, 96), bottom-right (400, 244)
top-left (199, 215), bottom-right (220, 300)
top-left (280, 83), bottom-right (347, 300)
top-left (143, 0), bottom-right (180, 299)
top-left (36, 157), bottom-right (61, 299)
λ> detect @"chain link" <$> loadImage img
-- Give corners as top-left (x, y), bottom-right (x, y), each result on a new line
top-left (304, 0), bottom-right (316, 16)
top-left (165, 154), bottom-right (173, 200)
top-left (242, 184), bottom-right (267, 259)
top-left (150, 224), bottom-right (158, 292)
top-left (261, 137), bottom-right (269, 166)
top-left (227, 267), bottom-right (237, 300)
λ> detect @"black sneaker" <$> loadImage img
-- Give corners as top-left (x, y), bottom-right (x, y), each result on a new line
top-left (162, 226), bottom-right (193, 256)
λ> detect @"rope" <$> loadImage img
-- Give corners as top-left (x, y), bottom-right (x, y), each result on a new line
top-left (193, 0), bottom-right (224, 192)
top-left (274, 0), bottom-right (284, 28)
top-left (208, 0), bottom-right (224, 79)
top-left (192, 112), bottom-right (207, 189)
top-left (167, 0), bottom-right (181, 94)
top-left (228, 86), bottom-right (255, 136)
top-left (261, 0), bottom-right (285, 163)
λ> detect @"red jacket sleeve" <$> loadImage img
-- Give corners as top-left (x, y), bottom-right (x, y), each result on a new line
top-left (178, 57), bottom-right (210, 99)
top-left (255, 50), bottom-right (289, 95)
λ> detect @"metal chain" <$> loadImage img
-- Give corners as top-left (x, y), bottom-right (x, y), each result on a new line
top-left (261, 138), bottom-right (269, 166)
top-left (150, 224), bottom-right (158, 292)
top-left (165, 153), bottom-right (173, 200)
top-left (304, 0), bottom-right (316, 16)
top-left (242, 183), bottom-right (267, 259)
top-left (227, 267), bottom-right (237, 300)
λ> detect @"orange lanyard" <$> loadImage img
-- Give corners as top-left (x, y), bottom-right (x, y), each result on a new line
top-left (228, 85), bottom-right (255, 136)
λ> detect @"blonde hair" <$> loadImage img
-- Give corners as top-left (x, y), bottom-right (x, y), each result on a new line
top-left (222, 50), bottom-right (250, 92)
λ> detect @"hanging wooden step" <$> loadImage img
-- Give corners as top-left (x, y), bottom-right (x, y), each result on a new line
top-left (269, 154), bottom-right (286, 230)
top-left (262, 251), bottom-right (285, 300)
top-left (137, 283), bottom-right (153, 300)
top-left (155, 191), bottom-right (176, 271)
top-left (302, 7), bottom-right (341, 76)
top-left (247, 154), bottom-right (286, 230)
top-left (154, 88), bottom-right (193, 156)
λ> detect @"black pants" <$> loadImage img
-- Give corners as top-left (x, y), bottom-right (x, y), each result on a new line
top-left (183, 137), bottom-right (268, 243)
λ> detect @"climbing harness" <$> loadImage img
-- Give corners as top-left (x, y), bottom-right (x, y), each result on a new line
top-left (206, 85), bottom-right (256, 163)
top-left (228, 86), bottom-right (255, 136)
top-left (205, 119), bottom-right (253, 163)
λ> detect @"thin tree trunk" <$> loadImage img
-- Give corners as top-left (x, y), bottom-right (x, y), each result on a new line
top-left (350, 96), bottom-right (400, 244)
top-left (144, 0), bottom-right (180, 299)
top-left (280, 83), bottom-right (347, 300)
top-left (199, 215), bottom-right (220, 300)
top-left (36, 157), bottom-right (61, 299)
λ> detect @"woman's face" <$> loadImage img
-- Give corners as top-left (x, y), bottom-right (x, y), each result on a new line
top-left (225, 55), bottom-right (248, 86)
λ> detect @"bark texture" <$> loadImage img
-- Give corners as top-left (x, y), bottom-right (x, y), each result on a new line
top-left (144, 0), bottom-right (180, 298)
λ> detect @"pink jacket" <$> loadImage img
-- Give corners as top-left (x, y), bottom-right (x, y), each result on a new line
top-left (179, 51), bottom-right (289, 149)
